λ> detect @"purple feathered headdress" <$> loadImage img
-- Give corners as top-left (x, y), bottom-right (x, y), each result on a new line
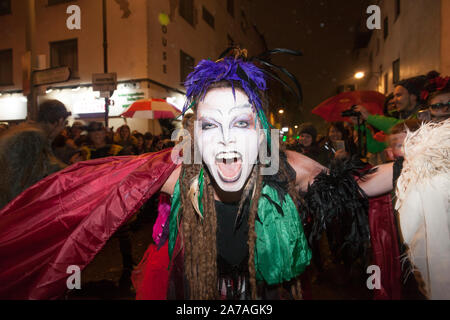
top-left (182, 48), bottom-right (304, 146)
top-left (182, 57), bottom-right (267, 114)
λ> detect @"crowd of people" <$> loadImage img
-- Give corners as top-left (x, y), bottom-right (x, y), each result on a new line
top-left (0, 54), bottom-right (448, 300)
top-left (52, 121), bottom-right (175, 165)
top-left (285, 71), bottom-right (449, 168)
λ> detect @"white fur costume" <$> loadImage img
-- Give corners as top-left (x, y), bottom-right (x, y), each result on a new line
top-left (395, 119), bottom-right (450, 299)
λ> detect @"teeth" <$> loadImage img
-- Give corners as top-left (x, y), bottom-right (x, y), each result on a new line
top-left (216, 152), bottom-right (241, 160)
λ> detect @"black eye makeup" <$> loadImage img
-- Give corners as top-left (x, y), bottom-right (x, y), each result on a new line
top-left (199, 117), bottom-right (219, 130)
top-left (231, 114), bottom-right (255, 129)
top-left (201, 122), bottom-right (217, 130)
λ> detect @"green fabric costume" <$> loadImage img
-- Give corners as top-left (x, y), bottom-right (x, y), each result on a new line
top-left (168, 179), bottom-right (312, 285)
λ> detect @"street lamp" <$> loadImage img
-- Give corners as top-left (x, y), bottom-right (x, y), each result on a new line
top-left (354, 71), bottom-right (365, 79)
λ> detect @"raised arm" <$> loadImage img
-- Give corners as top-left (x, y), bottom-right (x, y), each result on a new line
top-left (286, 149), bottom-right (395, 197)
top-left (357, 162), bottom-right (394, 197)
top-left (285, 150), bottom-right (326, 193)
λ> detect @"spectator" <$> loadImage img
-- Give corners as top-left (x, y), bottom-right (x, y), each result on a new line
top-left (290, 123), bottom-right (326, 164)
top-left (320, 122), bottom-right (357, 166)
top-left (65, 121), bottom-right (87, 148)
top-left (385, 119), bottom-right (422, 161)
top-left (133, 133), bottom-right (146, 155)
top-left (143, 132), bottom-right (156, 152)
top-left (355, 75), bottom-right (427, 134)
top-left (152, 135), bottom-right (163, 151)
top-left (78, 122), bottom-right (124, 160)
top-left (0, 99), bottom-right (70, 208)
top-left (114, 125), bottom-right (137, 154)
top-left (384, 92), bottom-right (398, 118)
top-left (52, 133), bottom-right (80, 165)
top-left (419, 71), bottom-right (450, 123)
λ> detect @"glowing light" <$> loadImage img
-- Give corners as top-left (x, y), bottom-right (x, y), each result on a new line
top-left (158, 13), bottom-right (170, 26)
top-left (294, 125), bottom-right (298, 129)
top-left (282, 127), bottom-right (289, 133)
top-left (282, 136), bottom-right (287, 142)
top-left (354, 72), bottom-right (365, 79)
top-left (278, 109), bottom-right (284, 114)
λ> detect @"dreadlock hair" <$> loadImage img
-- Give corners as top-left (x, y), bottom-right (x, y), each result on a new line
top-left (178, 80), bottom-right (304, 300)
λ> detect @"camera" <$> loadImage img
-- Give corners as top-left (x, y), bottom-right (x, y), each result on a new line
top-left (341, 105), bottom-right (361, 117)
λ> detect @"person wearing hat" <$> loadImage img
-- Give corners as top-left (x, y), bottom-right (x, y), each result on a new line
top-left (419, 71), bottom-right (450, 122)
top-left (79, 122), bottom-right (124, 160)
top-left (0, 99), bottom-right (70, 209)
top-left (291, 123), bottom-right (326, 165)
top-left (354, 75), bottom-right (427, 135)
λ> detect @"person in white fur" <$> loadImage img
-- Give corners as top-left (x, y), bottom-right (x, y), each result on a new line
top-left (395, 119), bottom-right (450, 299)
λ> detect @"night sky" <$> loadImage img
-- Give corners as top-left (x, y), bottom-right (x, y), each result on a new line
top-left (249, 0), bottom-right (370, 131)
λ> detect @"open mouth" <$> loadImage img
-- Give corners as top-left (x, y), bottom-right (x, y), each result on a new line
top-left (215, 152), bottom-right (242, 182)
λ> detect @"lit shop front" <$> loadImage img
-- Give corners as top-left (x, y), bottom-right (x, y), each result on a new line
top-left (0, 81), bottom-right (185, 135)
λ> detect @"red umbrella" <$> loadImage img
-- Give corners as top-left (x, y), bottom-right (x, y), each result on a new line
top-left (312, 91), bottom-right (385, 122)
top-left (121, 98), bottom-right (181, 119)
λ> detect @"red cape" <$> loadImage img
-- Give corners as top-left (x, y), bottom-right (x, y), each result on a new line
top-left (0, 149), bottom-right (177, 299)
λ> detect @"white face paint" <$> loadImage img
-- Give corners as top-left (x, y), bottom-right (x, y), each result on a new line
top-left (195, 87), bottom-right (262, 192)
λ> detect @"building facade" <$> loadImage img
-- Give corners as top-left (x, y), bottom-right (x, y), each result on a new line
top-left (0, 0), bottom-right (266, 133)
top-left (354, 0), bottom-right (449, 95)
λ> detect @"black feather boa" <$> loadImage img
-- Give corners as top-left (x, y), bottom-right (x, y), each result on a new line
top-left (301, 158), bottom-right (375, 258)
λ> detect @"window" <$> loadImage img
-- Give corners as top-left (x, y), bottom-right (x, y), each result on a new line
top-left (48, 0), bottom-right (75, 5)
top-left (50, 39), bottom-right (78, 78)
top-left (202, 6), bottom-right (214, 29)
top-left (383, 17), bottom-right (389, 40)
top-left (395, 0), bottom-right (401, 21)
top-left (0, 49), bottom-right (13, 86)
top-left (180, 50), bottom-right (195, 82)
top-left (0, 0), bottom-right (11, 16)
top-left (392, 59), bottom-right (400, 84)
top-left (227, 0), bottom-right (234, 17)
top-left (179, 0), bottom-right (194, 26)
